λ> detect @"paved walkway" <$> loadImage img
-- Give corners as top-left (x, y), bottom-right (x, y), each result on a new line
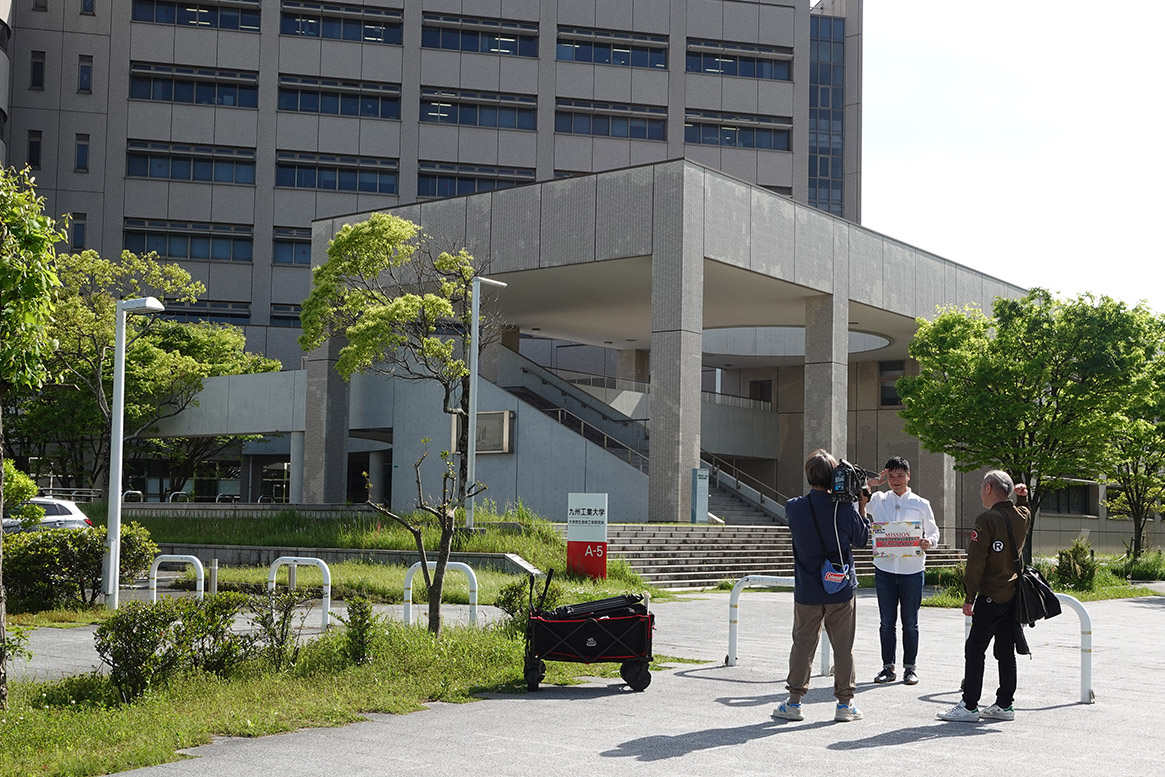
top-left (13, 585), bottom-right (1165, 776)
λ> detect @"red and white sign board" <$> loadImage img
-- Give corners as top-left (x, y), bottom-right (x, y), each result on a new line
top-left (567, 493), bottom-right (608, 579)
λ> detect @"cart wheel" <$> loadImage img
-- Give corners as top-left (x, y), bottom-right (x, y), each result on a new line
top-left (621, 661), bottom-right (651, 691)
top-left (525, 657), bottom-right (546, 691)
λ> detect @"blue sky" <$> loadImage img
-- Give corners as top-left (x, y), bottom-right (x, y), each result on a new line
top-left (860, 1), bottom-right (1165, 313)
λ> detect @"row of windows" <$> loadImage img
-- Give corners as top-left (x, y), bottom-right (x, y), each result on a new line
top-left (554, 99), bottom-right (668, 141)
top-left (421, 13), bottom-right (539, 58)
top-left (278, 76), bottom-right (401, 119)
top-left (556, 40), bottom-right (667, 70)
top-left (280, 4), bottom-right (402, 45)
top-left (809, 15), bottom-right (846, 218)
top-left (685, 52), bottom-right (790, 81)
top-left (130, 63), bottom-right (259, 107)
top-left (126, 140), bottom-right (257, 184)
top-left (417, 162), bottom-right (535, 198)
top-left (124, 221), bottom-right (254, 263)
top-left (132, 1), bottom-right (261, 32)
top-left (30, 52), bottom-right (91, 93)
top-left (163, 300), bottom-right (252, 325)
top-left (420, 88), bottom-right (536, 129)
top-left (683, 123), bottom-right (790, 151)
top-left (273, 228), bottom-right (312, 265)
top-left (275, 152), bottom-right (399, 194)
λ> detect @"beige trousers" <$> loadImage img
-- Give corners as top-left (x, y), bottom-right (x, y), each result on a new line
top-left (785, 598), bottom-right (858, 704)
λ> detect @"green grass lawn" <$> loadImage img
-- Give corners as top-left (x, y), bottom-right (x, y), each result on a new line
top-left (1, 620), bottom-right (701, 777)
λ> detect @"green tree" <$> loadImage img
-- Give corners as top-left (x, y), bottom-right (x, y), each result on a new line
top-left (898, 289), bottom-right (1159, 557)
top-left (300, 213), bottom-right (497, 636)
top-left (4, 250), bottom-right (279, 493)
top-left (0, 166), bottom-right (65, 709)
top-left (2, 459), bottom-right (44, 529)
top-left (1103, 335), bottom-right (1165, 559)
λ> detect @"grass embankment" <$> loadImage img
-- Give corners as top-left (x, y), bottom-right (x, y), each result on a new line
top-left (1, 620), bottom-right (700, 777)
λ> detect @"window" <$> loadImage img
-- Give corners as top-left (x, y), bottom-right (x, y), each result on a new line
top-left (879, 360), bottom-right (904, 407)
top-left (686, 38), bottom-right (792, 81)
top-left (556, 27), bottom-right (667, 69)
top-left (277, 75), bottom-right (400, 119)
top-left (28, 131), bottom-right (42, 168)
top-left (1044, 484), bottom-right (1094, 516)
top-left (78, 56), bottom-right (93, 93)
top-left (126, 140), bottom-right (257, 184)
top-left (554, 99), bottom-right (667, 141)
top-left (417, 160), bottom-right (534, 198)
top-left (419, 87), bottom-right (536, 130)
top-left (81, 0), bottom-right (95, 14)
top-left (275, 151), bottom-right (398, 194)
top-left (271, 303), bottom-right (302, 327)
top-left (280, 2), bottom-right (402, 45)
top-left (129, 62), bottom-right (259, 108)
top-left (809, 15), bottom-right (846, 217)
top-left (683, 109), bottom-right (791, 150)
top-left (30, 51), bottom-right (45, 90)
top-left (33, 0), bottom-right (48, 10)
top-left (748, 380), bottom-right (773, 403)
top-left (273, 227), bottom-right (312, 264)
top-left (75, 134), bottom-right (90, 171)
top-left (71, 213), bottom-right (87, 250)
top-left (162, 299), bottom-right (251, 324)
top-left (421, 13), bottom-right (537, 57)
top-left (132, 1), bottom-right (261, 31)
top-left (123, 218), bottom-right (254, 263)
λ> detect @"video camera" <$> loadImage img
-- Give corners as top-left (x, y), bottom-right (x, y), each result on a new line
top-left (830, 459), bottom-right (876, 503)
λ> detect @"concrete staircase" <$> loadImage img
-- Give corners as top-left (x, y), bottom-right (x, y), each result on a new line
top-left (605, 524), bottom-right (966, 589)
top-left (707, 485), bottom-right (779, 525)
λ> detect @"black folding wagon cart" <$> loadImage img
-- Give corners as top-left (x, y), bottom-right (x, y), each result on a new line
top-left (523, 571), bottom-right (654, 692)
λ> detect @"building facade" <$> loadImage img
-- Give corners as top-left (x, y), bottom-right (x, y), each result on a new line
top-left (2, 0), bottom-right (861, 370)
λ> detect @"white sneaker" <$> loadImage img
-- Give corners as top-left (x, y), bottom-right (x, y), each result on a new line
top-left (772, 701), bottom-right (803, 721)
top-left (937, 701), bottom-right (980, 722)
top-left (834, 702), bottom-right (862, 722)
top-left (980, 703), bottom-right (1015, 721)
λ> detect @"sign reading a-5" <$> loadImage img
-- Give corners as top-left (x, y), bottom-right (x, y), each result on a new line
top-left (567, 493), bottom-right (608, 579)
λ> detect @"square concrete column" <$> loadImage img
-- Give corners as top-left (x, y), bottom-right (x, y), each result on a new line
top-left (804, 293), bottom-right (848, 458)
top-left (303, 337), bottom-right (349, 503)
top-left (648, 163), bottom-right (704, 522)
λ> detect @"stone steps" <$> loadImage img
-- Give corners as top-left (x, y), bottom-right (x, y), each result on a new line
top-left (596, 524), bottom-right (965, 589)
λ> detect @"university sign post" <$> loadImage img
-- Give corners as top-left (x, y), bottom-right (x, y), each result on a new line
top-left (566, 492), bottom-right (608, 579)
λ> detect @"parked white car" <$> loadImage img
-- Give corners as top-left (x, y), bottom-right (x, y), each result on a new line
top-left (1, 497), bottom-right (94, 534)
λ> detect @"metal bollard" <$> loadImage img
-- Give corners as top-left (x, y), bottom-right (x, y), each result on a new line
top-left (209, 558), bottom-right (219, 595)
top-left (288, 563), bottom-right (297, 590)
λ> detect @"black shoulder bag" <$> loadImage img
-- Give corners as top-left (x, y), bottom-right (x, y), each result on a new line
top-left (999, 507), bottom-right (1061, 626)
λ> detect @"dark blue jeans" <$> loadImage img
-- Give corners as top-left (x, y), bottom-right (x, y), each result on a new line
top-left (874, 568), bottom-right (924, 667)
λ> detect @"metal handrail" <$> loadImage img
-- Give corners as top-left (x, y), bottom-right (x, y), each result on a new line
top-left (702, 451), bottom-right (790, 507)
top-left (701, 390), bottom-right (773, 411)
top-left (546, 366), bottom-right (651, 395)
top-left (544, 407), bottom-right (649, 473)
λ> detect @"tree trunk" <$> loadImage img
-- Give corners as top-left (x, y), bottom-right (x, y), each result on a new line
top-left (426, 519), bottom-right (457, 637)
top-left (1, 398), bottom-right (10, 710)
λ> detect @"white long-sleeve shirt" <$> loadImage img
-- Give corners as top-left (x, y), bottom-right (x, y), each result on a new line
top-left (867, 488), bottom-right (940, 575)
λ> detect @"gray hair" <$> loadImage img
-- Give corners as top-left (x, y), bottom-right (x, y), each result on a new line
top-left (983, 469), bottom-right (1014, 497)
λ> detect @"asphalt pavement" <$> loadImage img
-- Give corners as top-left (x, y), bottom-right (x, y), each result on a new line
top-left (12, 585), bottom-right (1165, 776)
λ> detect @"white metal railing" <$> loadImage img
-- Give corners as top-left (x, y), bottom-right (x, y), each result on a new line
top-left (403, 561), bottom-right (479, 627)
top-left (701, 390), bottom-right (772, 412)
top-left (149, 554), bottom-right (205, 603)
top-left (725, 575), bottom-right (830, 675)
top-left (962, 593), bottom-right (1093, 704)
top-left (268, 556), bottom-right (331, 630)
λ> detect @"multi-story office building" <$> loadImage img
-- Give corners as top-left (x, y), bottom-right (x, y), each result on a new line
top-left (1, 0), bottom-right (860, 369)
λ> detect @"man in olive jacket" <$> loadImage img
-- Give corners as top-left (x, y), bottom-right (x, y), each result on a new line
top-left (939, 470), bottom-right (1030, 723)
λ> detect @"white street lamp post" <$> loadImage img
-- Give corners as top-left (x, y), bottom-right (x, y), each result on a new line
top-left (466, 276), bottom-right (506, 530)
top-left (105, 296), bottom-right (165, 610)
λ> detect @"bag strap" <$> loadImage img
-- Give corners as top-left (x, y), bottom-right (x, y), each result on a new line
top-left (807, 496), bottom-right (845, 566)
top-left (995, 505), bottom-right (1024, 573)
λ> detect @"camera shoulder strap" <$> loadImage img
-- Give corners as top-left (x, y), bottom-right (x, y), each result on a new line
top-left (806, 496), bottom-right (843, 565)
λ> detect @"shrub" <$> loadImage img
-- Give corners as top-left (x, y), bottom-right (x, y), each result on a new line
top-left (1055, 536), bottom-right (1099, 591)
top-left (337, 595), bottom-right (380, 665)
top-left (494, 575), bottom-right (564, 636)
top-left (250, 590), bottom-right (312, 671)
top-left (95, 599), bottom-right (189, 702)
top-left (2, 459), bottom-right (44, 528)
top-left (93, 594), bottom-right (255, 702)
top-left (1107, 549), bottom-right (1165, 581)
top-left (1, 522), bottom-right (158, 612)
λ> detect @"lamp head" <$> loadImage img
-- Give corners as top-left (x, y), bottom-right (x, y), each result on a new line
top-left (118, 296), bottom-right (166, 314)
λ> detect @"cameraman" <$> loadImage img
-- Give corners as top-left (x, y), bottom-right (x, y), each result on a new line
top-left (772, 449), bottom-right (870, 723)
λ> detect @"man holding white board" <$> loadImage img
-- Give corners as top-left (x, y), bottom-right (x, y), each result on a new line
top-left (865, 457), bottom-right (940, 686)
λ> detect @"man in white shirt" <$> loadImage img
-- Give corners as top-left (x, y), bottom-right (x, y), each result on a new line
top-left (865, 457), bottom-right (940, 685)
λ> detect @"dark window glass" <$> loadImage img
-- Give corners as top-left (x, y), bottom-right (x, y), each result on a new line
top-left (150, 156), bottom-right (171, 177)
top-left (479, 105), bottom-right (497, 126)
top-left (275, 165), bottom-right (295, 187)
top-left (195, 81), bottom-right (216, 104)
top-left (516, 108), bottom-right (535, 130)
top-left (497, 106), bottom-right (516, 128)
top-left (554, 111), bottom-right (571, 133)
top-left (235, 161), bottom-right (255, 184)
top-left (421, 26), bottom-right (440, 48)
top-left (572, 113), bottom-right (590, 134)
top-left (213, 159), bottom-right (234, 183)
top-left (518, 36), bottom-right (537, 57)
top-left (556, 42), bottom-right (574, 61)
top-left (338, 169), bottom-right (357, 191)
top-left (685, 52), bottom-right (700, 72)
top-left (31, 53), bottom-right (46, 89)
top-left (320, 92), bottom-right (339, 114)
top-left (683, 123), bottom-right (697, 143)
top-left (130, 76), bottom-right (151, 99)
top-left (189, 236), bottom-right (210, 259)
top-left (124, 232), bottom-right (146, 253)
top-left (133, 1), bottom-right (153, 23)
top-left (127, 153), bottom-right (150, 176)
top-left (611, 46), bottom-right (631, 67)
top-left (170, 157), bottom-right (191, 180)
top-left (211, 236), bottom-right (232, 260)
top-left (299, 90), bottom-right (319, 113)
top-left (75, 140), bottom-right (90, 171)
top-left (649, 48), bottom-right (666, 69)
top-left (28, 133), bottom-right (42, 167)
top-left (591, 114), bottom-right (609, 136)
top-left (610, 116), bottom-right (628, 137)
top-left (629, 47), bottom-right (648, 68)
top-left (316, 168), bottom-right (337, 190)
top-left (233, 239), bottom-right (252, 262)
top-left (78, 59), bottom-right (93, 92)
top-left (192, 158), bottom-right (213, 181)
top-left (278, 89), bottom-right (298, 111)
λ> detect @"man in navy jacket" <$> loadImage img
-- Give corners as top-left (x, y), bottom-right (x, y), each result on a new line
top-left (773, 449), bottom-right (871, 723)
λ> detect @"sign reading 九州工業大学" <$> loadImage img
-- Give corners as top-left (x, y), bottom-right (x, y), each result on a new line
top-left (567, 493), bottom-right (608, 579)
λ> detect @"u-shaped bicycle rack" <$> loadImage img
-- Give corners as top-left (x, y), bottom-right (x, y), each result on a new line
top-left (268, 556), bottom-right (332, 630)
top-left (725, 575), bottom-right (831, 675)
top-left (403, 561), bottom-right (479, 626)
top-left (149, 555), bottom-right (205, 603)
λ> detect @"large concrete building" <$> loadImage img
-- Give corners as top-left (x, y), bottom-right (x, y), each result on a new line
top-left (4, 1), bottom-right (1144, 552)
